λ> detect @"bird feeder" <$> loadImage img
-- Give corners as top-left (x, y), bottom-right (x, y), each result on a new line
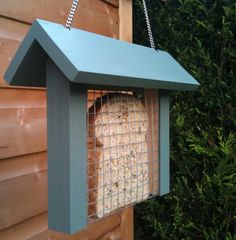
top-left (4, 19), bottom-right (199, 234)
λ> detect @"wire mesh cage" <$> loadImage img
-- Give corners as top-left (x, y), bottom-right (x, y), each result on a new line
top-left (87, 89), bottom-right (159, 223)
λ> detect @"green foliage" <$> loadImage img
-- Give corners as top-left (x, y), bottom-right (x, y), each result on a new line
top-left (133, 0), bottom-right (236, 239)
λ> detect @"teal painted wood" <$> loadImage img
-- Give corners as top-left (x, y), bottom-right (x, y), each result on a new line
top-left (159, 91), bottom-right (170, 195)
top-left (4, 19), bottom-right (199, 91)
top-left (47, 60), bottom-right (87, 234)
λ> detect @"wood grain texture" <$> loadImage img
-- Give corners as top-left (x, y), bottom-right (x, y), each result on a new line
top-left (118, 3), bottom-right (134, 238)
top-left (28, 211), bottom-right (121, 240)
top-left (98, 226), bottom-right (121, 240)
top-left (0, 209), bottom-right (133, 240)
top-left (120, 207), bottom-right (134, 240)
top-left (0, 213), bottom-right (48, 240)
top-left (0, 107), bottom-right (46, 159)
top-left (144, 90), bottom-right (159, 194)
top-left (102, 0), bottom-right (119, 8)
top-left (0, 170), bottom-right (47, 230)
top-left (0, 87), bottom-right (46, 108)
top-left (0, 87), bottom-right (46, 159)
top-left (0, 0), bottom-right (133, 238)
top-left (0, 0), bottom-right (119, 38)
top-left (0, 17), bottom-right (29, 86)
top-left (0, 151), bottom-right (47, 181)
top-left (0, 206), bottom-right (131, 240)
top-left (119, 0), bottom-right (132, 42)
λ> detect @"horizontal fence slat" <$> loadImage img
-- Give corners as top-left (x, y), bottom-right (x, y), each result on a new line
top-left (0, 0), bottom-right (119, 87)
top-left (0, 213), bottom-right (48, 240)
top-left (98, 226), bottom-right (121, 240)
top-left (0, 170), bottom-right (47, 230)
top-left (0, 0), bottom-right (134, 239)
top-left (0, 0), bottom-right (118, 38)
top-left (28, 211), bottom-right (121, 240)
top-left (0, 88), bottom-right (46, 108)
top-left (101, 0), bottom-right (119, 8)
top-left (0, 17), bottom-right (29, 87)
top-left (0, 107), bottom-right (46, 159)
top-left (0, 151), bottom-right (47, 181)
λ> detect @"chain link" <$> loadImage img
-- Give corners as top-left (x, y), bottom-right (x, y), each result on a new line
top-left (142, 0), bottom-right (156, 49)
top-left (65, 0), bottom-right (79, 30)
top-left (66, 0), bottom-right (155, 49)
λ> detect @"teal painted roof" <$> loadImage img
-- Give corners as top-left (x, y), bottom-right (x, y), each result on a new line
top-left (4, 19), bottom-right (199, 90)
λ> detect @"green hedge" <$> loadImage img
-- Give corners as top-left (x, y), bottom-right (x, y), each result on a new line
top-left (133, 0), bottom-right (236, 239)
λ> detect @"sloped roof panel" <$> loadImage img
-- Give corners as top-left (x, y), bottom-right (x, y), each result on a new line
top-left (4, 19), bottom-right (199, 90)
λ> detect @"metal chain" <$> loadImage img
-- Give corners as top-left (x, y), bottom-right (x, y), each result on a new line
top-left (65, 0), bottom-right (79, 30)
top-left (142, 0), bottom-right (156, 49)
top-left (65, 0), bottom-right (155, 49)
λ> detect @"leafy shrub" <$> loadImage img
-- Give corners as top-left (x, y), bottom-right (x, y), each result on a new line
top-left (133, 0), bottom-right (236, 239)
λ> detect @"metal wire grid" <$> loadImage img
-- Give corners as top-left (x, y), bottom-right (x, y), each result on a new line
top-left (87, 89), bottom-right (158, 223)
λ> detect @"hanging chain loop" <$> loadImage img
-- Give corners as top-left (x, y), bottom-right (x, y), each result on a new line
top-left (65, 0), bottom-right (79, 30)
top-left (142, 0), bottom-right (156, 49)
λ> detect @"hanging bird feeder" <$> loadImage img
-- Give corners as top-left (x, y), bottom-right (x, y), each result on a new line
top-left (4, 11), bottom-right (199, 235)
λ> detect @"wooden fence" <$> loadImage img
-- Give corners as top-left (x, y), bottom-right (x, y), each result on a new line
top-left (0, 0), bottom-right (133, 239)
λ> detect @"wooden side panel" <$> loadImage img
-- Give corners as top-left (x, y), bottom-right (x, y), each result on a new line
top-left (118, 5), bottom-right (134, 237)
top-left (0, 213), bottom-right (48, 240)
top-left (98, 226), bottom-right (121, 240)
top-left (0, 88), bottom-right (46, 159)
top-left (0, 152), bottom-right (47, 181)
top-left (28, 211), bottom-right (121, 240)
top-left (145, 90), bottom-right (159, 194)
top-left (0, 88), bottom-right (46, 108)
top-left (0, 18), bottom-right (29, 86)
top-left (0, 170), bottom-right (47, 230)
top-left (102, 0), bottom-right (119, 8)
top-left (120, 207), bottom-right (134, 240)
top-left (119, 0), bottom-right (132, 42)
top-left (0, 208), bottom-right (132, 240)
top-left (0, 0), bottom-right (133, 238)
top-left (0, 108), bottom-right (46, 159)
top-left (0, 0), bottom-right (119, 38)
